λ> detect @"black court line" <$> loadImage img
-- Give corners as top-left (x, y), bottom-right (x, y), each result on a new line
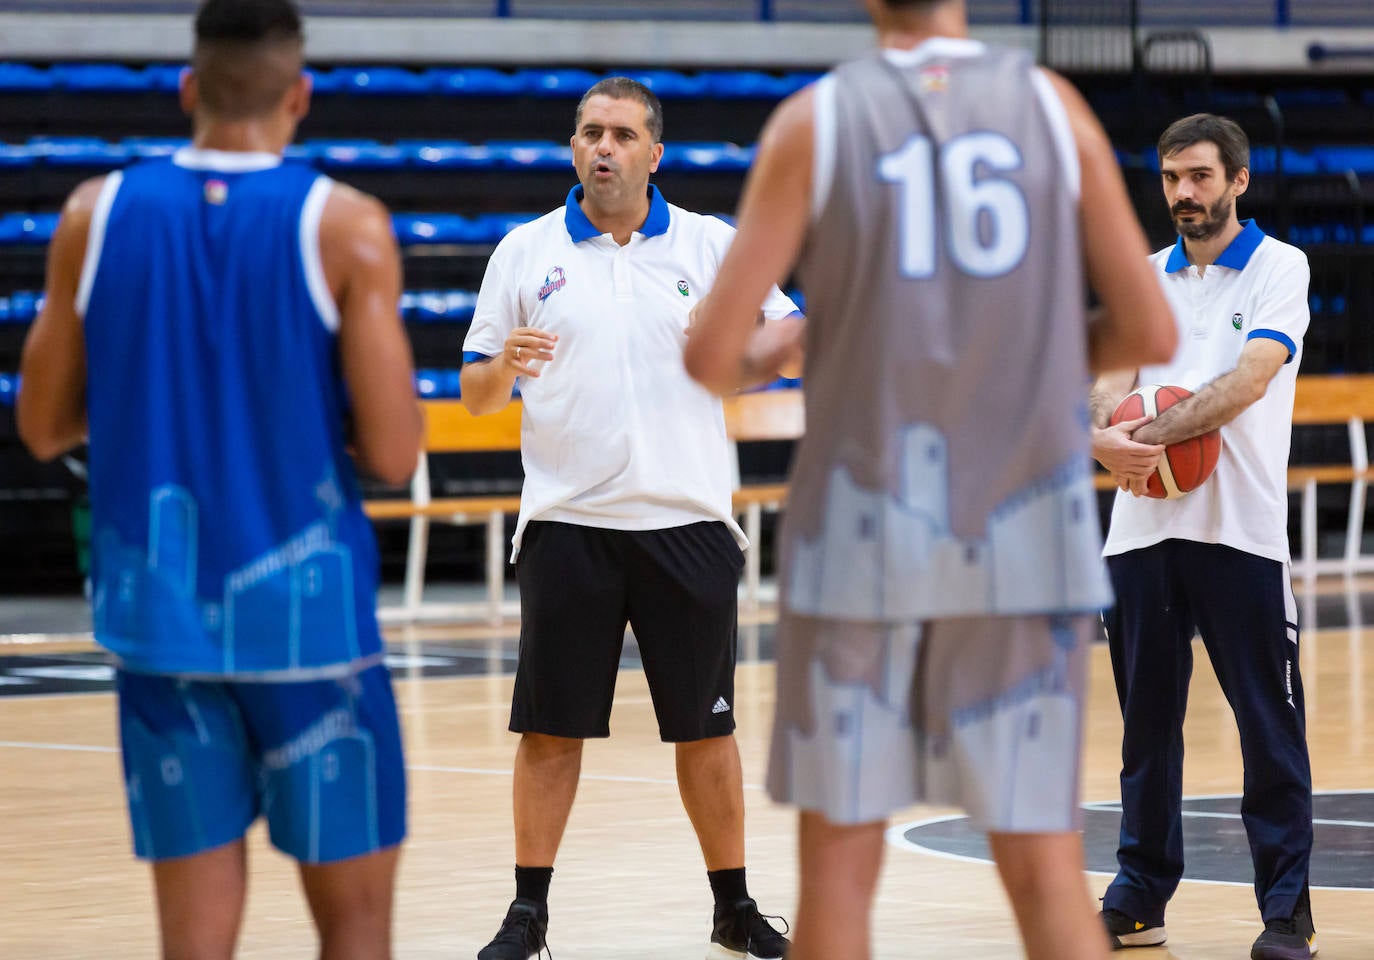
top-left (891, 791), bottom-right (1374, 891)
top-left (0, 623), bottom-right (781, 699)
top-left (0, 644), bottom-right (554, 698)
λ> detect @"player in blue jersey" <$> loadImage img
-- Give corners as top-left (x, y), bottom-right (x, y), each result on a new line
top-left (17, 1), bottom-right (421, 957)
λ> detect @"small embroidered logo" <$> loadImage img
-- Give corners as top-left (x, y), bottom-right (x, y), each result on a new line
top-left (711, 697), bottom-right (731, 715)
top-left (919, 66), bottom-right (951, 93)
top-left (204, 179), bottom-right (228, 205)
top-left (677, 279), bottom-right (690, 296)
top-left (1232, 312), bottom-right (1245, 331)
top-left (538, 266), bottom-right (567, 302)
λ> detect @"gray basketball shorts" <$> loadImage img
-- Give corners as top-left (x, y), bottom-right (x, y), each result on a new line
top-left (767, 612), bottom-right (1093, 833)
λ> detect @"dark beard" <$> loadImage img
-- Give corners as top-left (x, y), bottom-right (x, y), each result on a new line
top-left (1172, 194), bottom-right (1234, 242)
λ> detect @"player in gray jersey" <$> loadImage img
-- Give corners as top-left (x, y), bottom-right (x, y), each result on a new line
top-left (686, 1), bottom-right (1177, 959)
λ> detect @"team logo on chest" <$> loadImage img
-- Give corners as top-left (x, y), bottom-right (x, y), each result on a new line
top-left (1232, 312), bottom-right (1245, 331)
top-left (677, 280), bottom-right (690, 296)
top-left (538, 266), bottom-right (568, 302)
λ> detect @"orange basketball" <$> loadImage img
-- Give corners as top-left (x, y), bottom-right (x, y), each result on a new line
top-left (1109, 385), bottom-right (1222, 499)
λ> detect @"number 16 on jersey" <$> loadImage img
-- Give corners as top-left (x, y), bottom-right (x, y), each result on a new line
top-left (878, 131), bottom-right (1030, 280)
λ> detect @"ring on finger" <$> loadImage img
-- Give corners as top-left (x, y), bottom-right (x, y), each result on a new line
top-left (515, 345), bottom-right (522, 360)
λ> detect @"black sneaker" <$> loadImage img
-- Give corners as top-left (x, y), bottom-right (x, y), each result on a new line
top-left (707, 897), bottom-right (790, 960)
top-left (477, 898), bottom-right (549, 960)
top-left (1251, 890), bottom-right (1318, 960)
top-left (1100, 908), bottom-right (1167, 950)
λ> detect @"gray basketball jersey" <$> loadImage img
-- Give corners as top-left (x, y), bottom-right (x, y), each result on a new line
top-left (782, 38), bottom-right (1112, 621)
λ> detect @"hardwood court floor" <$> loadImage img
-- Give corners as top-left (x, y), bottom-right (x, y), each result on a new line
top-left (3, 607), bottom-right (1373, 958)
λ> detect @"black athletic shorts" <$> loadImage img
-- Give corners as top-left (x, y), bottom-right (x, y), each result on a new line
top-left (511, 520), bottom-right (744, 743)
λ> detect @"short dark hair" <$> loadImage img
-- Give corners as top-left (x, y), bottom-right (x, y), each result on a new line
top-left (1158, 113), bottom-right (1250, 182)
top-left (193, 0), bottom-right (304, 119)
top-left (575, 77), bottom-right (664, 143)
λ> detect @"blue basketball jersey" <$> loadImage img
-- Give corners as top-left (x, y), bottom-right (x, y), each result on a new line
top-left (81, 148), bottom-right (384, 678)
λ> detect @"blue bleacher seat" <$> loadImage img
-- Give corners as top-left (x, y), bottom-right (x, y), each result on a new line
top-left (304, 68), bottom-right (343, 95)
top-left (0, 144), bottom-right (33, 169)
top-left (518, 68), bottom-right (602, 97)
top-left (474, 212), bottom-right (540, 241)
top-left (1312, 146), bottom-right (1374, 175)
top-left (321, 67), bottom-right (433, 96)
top-left (142, 64), bottom-right (185, 93)
top-left (122, 137), bottom-right (188, 159)
top-left (702, 71), bottom-right (793, 99)
top-left (5, 291), bottom-right (40, 322)
top-left (415, 369), bottom-right (441, 398)
top-left (620, 70), bottom-right (706, 98)
top-left (426, 67), bottom-right (526, 96)
top-left (0, 285), bottom-right (481, 326)
top-left (0, 214), bottom-right (59, 245)
top-left (309, 140), bottom-right (409, 170)
top-left (1248, 147), bottom-right (1321, 176)
top-left (0, 62), bottom-right (841, 101)
top-left (414, 368), bottom-right (463, 399)
top-left (403, 291), bottom-right (479, 323)
top-left (491, 141), bottom-right (574, 170)
top-left (779, 72), bottom-right (824, 96)
top-left (0, 374), bottom-right (18, 408)
top-left (392, 214), bottom-right (488, 245)
top-left (660, 142), bottom-right (755, 172)
top-left (50, 63), bottom-right (152, 93)
top-left (0, 63), bottom-right (51, 92)
top-left (405, 141), bottom-right (497, 170)
top-left (0, 135), bottom-right (773, 175)
top-left (28, 136), bottom-right (132, 169)
top-left (0, 215), bottom-right (23, 244)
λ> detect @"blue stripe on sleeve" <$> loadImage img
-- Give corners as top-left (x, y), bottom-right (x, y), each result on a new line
top-left (1247, 329), bottom-right (1297, 364)
top-left (462, 351), bottom-right (493, 364)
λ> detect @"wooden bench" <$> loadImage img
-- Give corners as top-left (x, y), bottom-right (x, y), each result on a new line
top-left (723, 389), bottom-right (805, 612)
top-left (368, 375), bottom-right (1374, 623)
top-left (365, 391), bottom-right (806, 624)
top-left (364, 401), bottom-right (523, 624)
top-left (1288, 374), bottom-right (1374, 582)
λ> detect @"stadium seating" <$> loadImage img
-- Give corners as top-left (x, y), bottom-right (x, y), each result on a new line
top-left (1, 51), bottom-right (1372, 590)
top-left (0, 63), bottom-right (824, 99)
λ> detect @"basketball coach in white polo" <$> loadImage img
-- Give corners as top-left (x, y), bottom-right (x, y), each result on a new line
top-left (458, 76), bottom-right (801, 960)
top-left (1090, 113), bottom-right (1316, 960)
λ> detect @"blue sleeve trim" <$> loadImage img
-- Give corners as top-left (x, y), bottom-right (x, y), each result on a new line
top-left (1247, 328), bottom-right (1297, 364)
top-left (462, 351), bottom-right (494, 364)
top-left (783, 310), bottom-right (805, 321)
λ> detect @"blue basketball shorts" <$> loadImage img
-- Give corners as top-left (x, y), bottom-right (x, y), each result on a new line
top-left (115, 663), bottom-right (406, 864)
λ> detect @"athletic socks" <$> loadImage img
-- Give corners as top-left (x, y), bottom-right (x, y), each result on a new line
top-left (708, 867), bottom-right (749, 907)
top-left (514, 865), bottom-right (553, 906)
top-left (511, 864), bottom-right (749, 912)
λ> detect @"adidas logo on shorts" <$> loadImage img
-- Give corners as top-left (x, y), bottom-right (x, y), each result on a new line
top-left (712, 697), bottom-right (731, 715)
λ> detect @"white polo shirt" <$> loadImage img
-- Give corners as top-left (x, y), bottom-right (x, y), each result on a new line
top-left (1103, 220), bottom-right (1310, 563)
top-left (464, 184), bottom-right (800, 556)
